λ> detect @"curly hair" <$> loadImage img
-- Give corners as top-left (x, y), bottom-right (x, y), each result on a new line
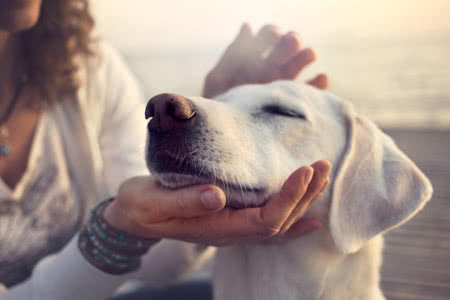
top-left (21, 0), bottom-right (95, 102)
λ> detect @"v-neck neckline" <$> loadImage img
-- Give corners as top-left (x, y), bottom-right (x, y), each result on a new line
top-left (0, 111), bottom-right (47, 200)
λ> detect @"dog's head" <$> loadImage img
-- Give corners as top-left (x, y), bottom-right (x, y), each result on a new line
top-left (145, 81), bottom-right (432, 253)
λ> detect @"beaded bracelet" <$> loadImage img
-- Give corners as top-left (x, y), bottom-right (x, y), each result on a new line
top-left (78, 198), bottom-right (160, 275)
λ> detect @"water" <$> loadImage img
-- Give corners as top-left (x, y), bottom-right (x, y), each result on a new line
top-left (123, 38), bottom-right (450, 128)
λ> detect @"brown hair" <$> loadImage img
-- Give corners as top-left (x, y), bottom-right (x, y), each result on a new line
top-left (21, 0), bottom-right (95, 102)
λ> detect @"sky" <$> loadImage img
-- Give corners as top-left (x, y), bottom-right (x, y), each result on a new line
top-left (92, 0), bottom-right (450, 52)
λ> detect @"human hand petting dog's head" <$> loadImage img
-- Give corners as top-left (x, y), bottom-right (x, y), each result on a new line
top-left (203, 23), bottom-right (328, 98)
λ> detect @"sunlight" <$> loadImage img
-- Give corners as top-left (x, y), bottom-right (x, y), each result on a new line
top-left (93, 0), bottom-right (450, 51)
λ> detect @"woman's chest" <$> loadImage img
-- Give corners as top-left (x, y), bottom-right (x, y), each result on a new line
top-left (0, 113), bottom-right (84, 285)
top-left (0, 107), bottom-right (40, 190)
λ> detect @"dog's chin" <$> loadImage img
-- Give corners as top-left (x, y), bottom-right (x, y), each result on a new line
top-left (154, 173), bottom-right (269, 209)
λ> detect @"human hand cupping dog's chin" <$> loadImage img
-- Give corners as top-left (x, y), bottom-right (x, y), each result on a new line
top-left (103, 160), bottom-right (331, 246)
top-left (202, 23), bottom-right (328, 99)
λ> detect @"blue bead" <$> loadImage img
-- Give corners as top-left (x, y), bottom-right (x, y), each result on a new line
top-left (0, 145), bottom-right (10, 156)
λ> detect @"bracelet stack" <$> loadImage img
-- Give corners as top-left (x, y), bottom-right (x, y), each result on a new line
top-left (78, 198), bottom-right (160, 275)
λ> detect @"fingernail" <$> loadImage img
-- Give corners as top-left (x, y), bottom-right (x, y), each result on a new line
top-left (201, 189), bottom-right (224, 210)
top-left (304, 168), bottom-right (314, 185)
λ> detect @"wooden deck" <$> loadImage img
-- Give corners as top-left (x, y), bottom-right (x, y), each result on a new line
top-left (381, 128), bottom-right (450, 300)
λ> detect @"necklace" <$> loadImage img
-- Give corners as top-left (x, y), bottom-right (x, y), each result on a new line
top-left (0, 78), bottom-right (25, 157)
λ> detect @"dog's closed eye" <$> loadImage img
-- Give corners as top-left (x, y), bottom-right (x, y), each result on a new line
top-left (262, 104), bottom-right (307, 120)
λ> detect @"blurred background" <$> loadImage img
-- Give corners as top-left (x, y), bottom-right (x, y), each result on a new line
top-left (92, 0), bottom-right (450, 128)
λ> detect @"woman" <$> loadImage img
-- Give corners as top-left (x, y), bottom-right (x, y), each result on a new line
top-left (0, 0), bottom-right (331, 299)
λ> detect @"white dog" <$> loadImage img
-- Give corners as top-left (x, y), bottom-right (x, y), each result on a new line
top-left (144, 81), bottom-right (433, 300)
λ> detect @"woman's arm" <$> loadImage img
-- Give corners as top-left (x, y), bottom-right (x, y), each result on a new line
top-left (0, 237), bottom-right (138, 300)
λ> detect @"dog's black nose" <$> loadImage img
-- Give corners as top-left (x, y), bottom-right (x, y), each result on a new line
top-left (145, 93), bottom-right (197, 133)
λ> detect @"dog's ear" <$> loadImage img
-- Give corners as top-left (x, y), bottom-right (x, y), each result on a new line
top-left (329, 108), bottom-right (433, 254)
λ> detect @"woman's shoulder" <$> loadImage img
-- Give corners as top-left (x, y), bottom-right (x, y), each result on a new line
top-left (79, 40), bottom-right (141, 100)
top-left (86, 41), bottom-right (134, 83)
top-left (75, 40), bottom-right (144, 130)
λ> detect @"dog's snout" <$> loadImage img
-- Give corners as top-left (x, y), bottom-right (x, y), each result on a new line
top-left (146, 93), bottom-right (197, 133)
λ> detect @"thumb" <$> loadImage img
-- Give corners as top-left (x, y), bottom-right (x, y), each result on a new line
top-left (151, 184), bottom-right (226, 221)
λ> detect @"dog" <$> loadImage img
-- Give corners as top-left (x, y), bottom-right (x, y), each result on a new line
top-left (144, 81), bottom-right (433, 300)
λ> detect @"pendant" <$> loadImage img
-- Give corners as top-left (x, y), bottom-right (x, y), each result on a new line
top-left (0, 127), bottom-right (10, 157)
top-left (0, 144), bottom-right (10, 156)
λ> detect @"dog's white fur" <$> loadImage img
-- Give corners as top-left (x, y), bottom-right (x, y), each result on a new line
top-left (147, 81), bottom-right (433, 300)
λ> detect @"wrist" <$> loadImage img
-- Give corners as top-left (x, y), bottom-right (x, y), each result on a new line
top-left (78, 198), bottom-right (160, 275)
top-left (104, 198), bottom-right (160, 239)
top-left (103, 199), bottom-right (133, 233)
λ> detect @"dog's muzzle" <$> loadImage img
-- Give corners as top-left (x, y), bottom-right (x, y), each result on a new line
top-left (144, 93), bottom-right (269, 208)
top-left (145, 93), bottom-right (209, 175)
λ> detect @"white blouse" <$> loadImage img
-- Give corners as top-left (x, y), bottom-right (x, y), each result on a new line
top-left (0, 42), bottom-right (210, 300)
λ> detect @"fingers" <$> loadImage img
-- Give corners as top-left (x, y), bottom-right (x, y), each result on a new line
top-left (258, 166), bottom-right (314, 233)
top-left (148, 184), bottom-right (226, 222)
top-left (212, 23), bottom-right (253, 73)
top-left (147, 166), bottom-right (313, 243)
top-left (254, 24), bottom-right (282, 54)
top-left (261, 32), bottom-right (319, 83)
top-left (203, 23), bottom-right (257, 98)
top-left (203, 23), bottom-right (328, 98)
top-left (265, 32), bottom-right (302, 68)
top-left (117, 176), bottom-right (226, 224)
top-left (234, 23), bottom-right (283, 57)
top-left (236, 23), bottom-right (252, 40)
top-left (147, 207), bottom-right (267, 244)
top-left (149, 201), bottom-right (309, 245)
top-left (307, 73), bottom-right (328, 89)
top-left (279, 160), bottom-right (331, 233)
top-left (280, 48), bottom-right (316, 79)
top-left (123, 161), bottom-right (330, 245)
top-left (232, 23), bottom-right (253, 52)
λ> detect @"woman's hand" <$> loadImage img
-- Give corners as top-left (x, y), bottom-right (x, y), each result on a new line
top-left (203, 23), bottom-right (328, 99)
top-left (104, 160), bottom-right (331, 246)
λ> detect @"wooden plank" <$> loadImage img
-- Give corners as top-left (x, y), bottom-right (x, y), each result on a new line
top-left (380, 128), bottom-right (450, 299)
